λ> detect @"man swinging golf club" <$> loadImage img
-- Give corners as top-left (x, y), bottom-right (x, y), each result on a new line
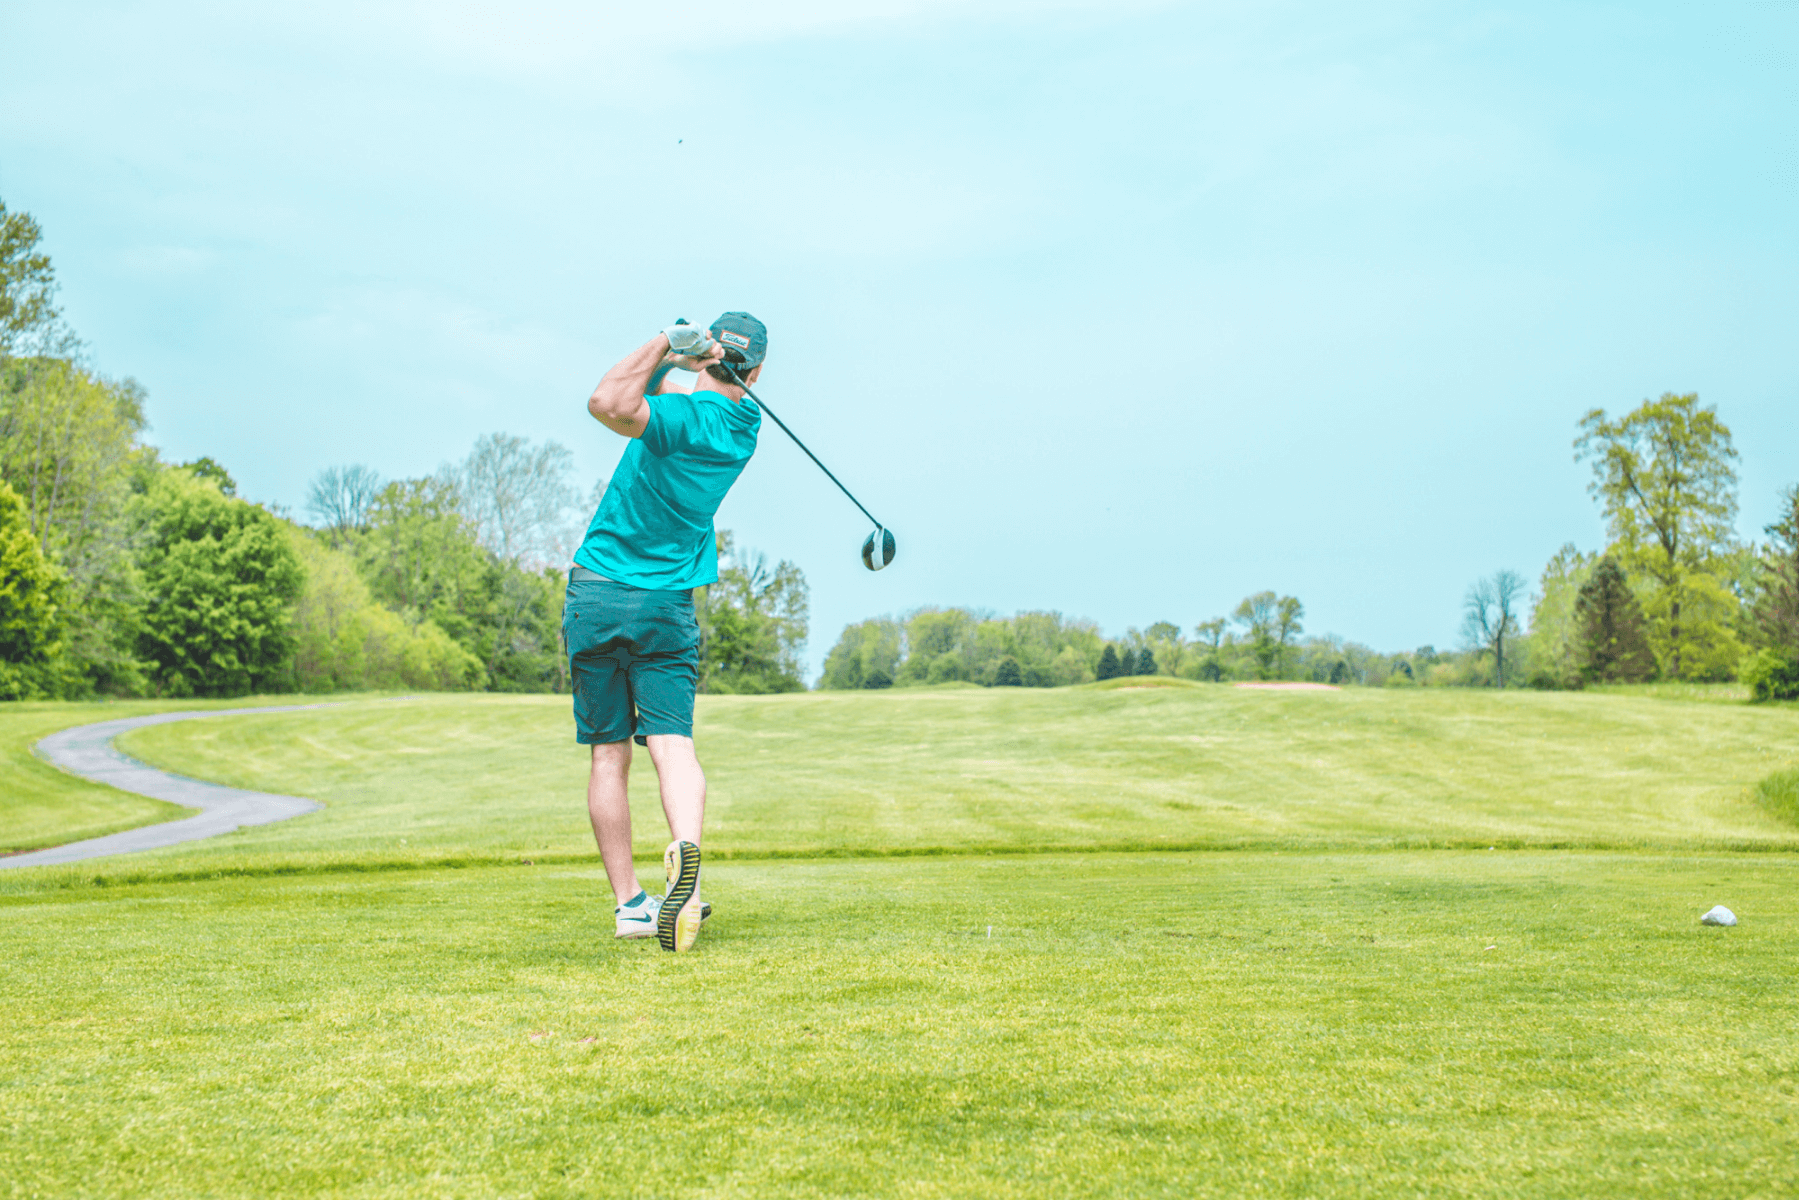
top-left (568, 312), bottom-right (766, 952)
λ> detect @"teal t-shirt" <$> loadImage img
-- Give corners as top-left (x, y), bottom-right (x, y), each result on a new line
top-left (574, 389), bottom-right (762, 590)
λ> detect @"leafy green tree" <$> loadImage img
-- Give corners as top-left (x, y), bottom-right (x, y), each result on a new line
top-left (1274, 596), bottom-right (1303, 676)
top-left (819, 618), bottom-right (902, 689)
top-left (1528, 544), bottom-right (1597, 688)
top-left (992, 655), bottom-right (1023, 686)
top-left (1234, 592), bottom-right (1302, 679)
top-left (1095, 643), bottom-right (1121, 681)
top-left (358, 479), bottom-right (490, 642)
top-left (897, 608), bottom-right (979, 684)
top-left (135, 469), bottom-right (303, 697)
top-left (180, 457), bottom-right (236, 497)
top-left (0, 199), bottom-right (66, 354)
top-left (0, 358), bottom-right (151, 692)
top-left (286, 528), bottom-right (482, 692)
top-left (0, 479), bottom-right (72, 698)
top-left (1574, 557), bottom-right (1656, 684)
top-left (1463, 570), bottom-right (1525, 687)
top-left (1576, 393), bottom-right (1740, 678)
top-left (1141, 621), bottom-right (1183, 675)
top-left (1193, 617), bottom-right (1227, 681)
top-left (697, 531), bottom-right (808, 694)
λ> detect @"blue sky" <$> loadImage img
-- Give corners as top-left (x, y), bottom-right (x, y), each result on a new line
top-left (3, 1), bottom-right (1795, 678)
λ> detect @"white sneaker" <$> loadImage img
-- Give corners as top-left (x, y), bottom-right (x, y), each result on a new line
top-left (614, 890), bottom-right (662, 939)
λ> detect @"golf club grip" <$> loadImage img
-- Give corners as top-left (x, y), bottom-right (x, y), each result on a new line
top-left (724, 367), bottom-right (884, 531)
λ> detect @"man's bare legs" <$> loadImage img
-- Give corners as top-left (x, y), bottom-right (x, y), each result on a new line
top-left (645, 734), bottom-right (706, 847)
top-left (588, 741), bottom-right (640, 901)
top-left (587, 735), bottom-right (707, 903)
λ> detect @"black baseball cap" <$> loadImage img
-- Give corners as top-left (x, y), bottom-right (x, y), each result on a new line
top-left (709, 312), bottom-right (767, 370)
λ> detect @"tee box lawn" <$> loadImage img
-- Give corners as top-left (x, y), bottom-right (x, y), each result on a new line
top-left (4, 681), bottom-right (1799, 1198)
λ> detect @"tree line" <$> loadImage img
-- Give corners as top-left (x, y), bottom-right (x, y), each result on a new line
top-left (0, 197), bottom-right (807, 700)
top-left (821, 394), bottom-right (1799, 700)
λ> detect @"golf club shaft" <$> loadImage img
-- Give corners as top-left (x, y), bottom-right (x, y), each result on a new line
top-left (724, 366), bottom-right (884, 530)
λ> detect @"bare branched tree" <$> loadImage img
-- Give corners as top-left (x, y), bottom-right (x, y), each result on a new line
top-left (1463, 569), bottom-right (1526, 687)
top-left (441, 433), bottom-right (578, 569)
top-left (305, 464), bottom-right (384, 541)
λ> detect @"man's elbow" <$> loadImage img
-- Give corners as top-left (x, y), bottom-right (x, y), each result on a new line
top-left (588, 388), bottom-right (625, 422)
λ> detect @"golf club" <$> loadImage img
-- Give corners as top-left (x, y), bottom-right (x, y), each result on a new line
top-left (717, 360), bottom-right (897, 573)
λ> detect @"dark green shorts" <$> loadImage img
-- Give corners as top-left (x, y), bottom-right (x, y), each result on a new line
top-left (564, 573), bottom-right (700, 745)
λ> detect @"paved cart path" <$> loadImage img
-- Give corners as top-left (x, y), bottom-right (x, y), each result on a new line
top-left (4, 706), bottom-right (331, 870)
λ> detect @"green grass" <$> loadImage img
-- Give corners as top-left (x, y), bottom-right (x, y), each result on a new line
top-left (4, 852), bottom-right (1796, 1198)
top-left (1757, 769), bottom-right (1799, 826)
top-left (6, 685), bottom-right (1799, 1197)
top-left (54, 683), bottom-right (1799, 883)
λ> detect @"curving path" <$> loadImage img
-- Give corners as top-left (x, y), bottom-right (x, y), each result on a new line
top-left (4, 706), bottom-right (330, 870)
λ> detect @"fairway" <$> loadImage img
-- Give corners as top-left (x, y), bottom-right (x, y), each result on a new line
top-left (80, 682), bottom-right (1799, 879)
top-left (5, 686), bottom-right (1799, 1198)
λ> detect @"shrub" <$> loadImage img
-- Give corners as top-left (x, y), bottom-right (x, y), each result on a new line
top-left (1742, 648), bottom-right (1799, 703)
top-left (992, 656), bottom-right (1023, 687)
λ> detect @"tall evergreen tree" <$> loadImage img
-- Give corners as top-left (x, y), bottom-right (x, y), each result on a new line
top-left (1574, 557), bottom-right (1656, 684)
top-left (1118, 647), bottom-right (1138, 677)
top-left (1136, 646), bottom-right (1156, 675)
top-left (1096, 643), bottom-right (1121, 680)
top-left (992, 655), bottom-right (1023, 686)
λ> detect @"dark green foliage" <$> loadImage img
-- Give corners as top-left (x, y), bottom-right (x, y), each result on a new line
top-left (135, 470), bottom-right (303, 697)
top-left (1096, 644), bottom-right (1121, 681)
top-left (1329, 660), bottom-right (1350, 685)
top-left (1119, 648), bottom-right (1138, 677)
top-left (992, 656), bottom-right (1023, 687)
top-left (863, 668), bottom-right (893, 689)
top-left (1742, 649), bottom-right (1799, 703)
top-left (1136, 647), bottom-right (1156, 676)
top-left (1575, 557), bottom-right (1656, 684)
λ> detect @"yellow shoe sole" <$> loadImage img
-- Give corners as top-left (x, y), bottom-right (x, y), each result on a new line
top-left (659, 840), bottom-right (702, 953)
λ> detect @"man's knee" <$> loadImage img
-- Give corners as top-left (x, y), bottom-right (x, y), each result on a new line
top-left (590, 739), bottom-right (633, 775)
top-left (643, 733), bottom-right (699, 770)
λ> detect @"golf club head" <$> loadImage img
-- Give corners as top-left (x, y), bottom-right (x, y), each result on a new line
top-left (861, 527), bottom-right (896, 572)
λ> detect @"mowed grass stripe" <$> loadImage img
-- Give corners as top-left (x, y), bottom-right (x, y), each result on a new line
top-left (52, 685), bottom-right (1799, 884)
top-left (3, 852), bottom-right (1795, 1199)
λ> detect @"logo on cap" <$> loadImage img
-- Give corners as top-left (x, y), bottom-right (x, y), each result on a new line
top-left (720, 331), bottom-right (751, 349)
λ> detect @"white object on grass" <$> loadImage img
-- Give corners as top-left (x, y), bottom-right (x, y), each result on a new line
top-left (1701, 905), bottom-right (1737, 926)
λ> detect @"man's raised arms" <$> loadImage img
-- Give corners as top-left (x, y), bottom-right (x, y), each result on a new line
top-left (587, 329), bottom-right (726, 439)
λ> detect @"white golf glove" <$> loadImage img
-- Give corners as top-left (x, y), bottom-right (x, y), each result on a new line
top-left (662, 322), bottom-right (717, 358)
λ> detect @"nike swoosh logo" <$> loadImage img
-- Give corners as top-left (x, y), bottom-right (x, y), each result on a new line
top-left (620, 913), bottom-right (653, 923)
